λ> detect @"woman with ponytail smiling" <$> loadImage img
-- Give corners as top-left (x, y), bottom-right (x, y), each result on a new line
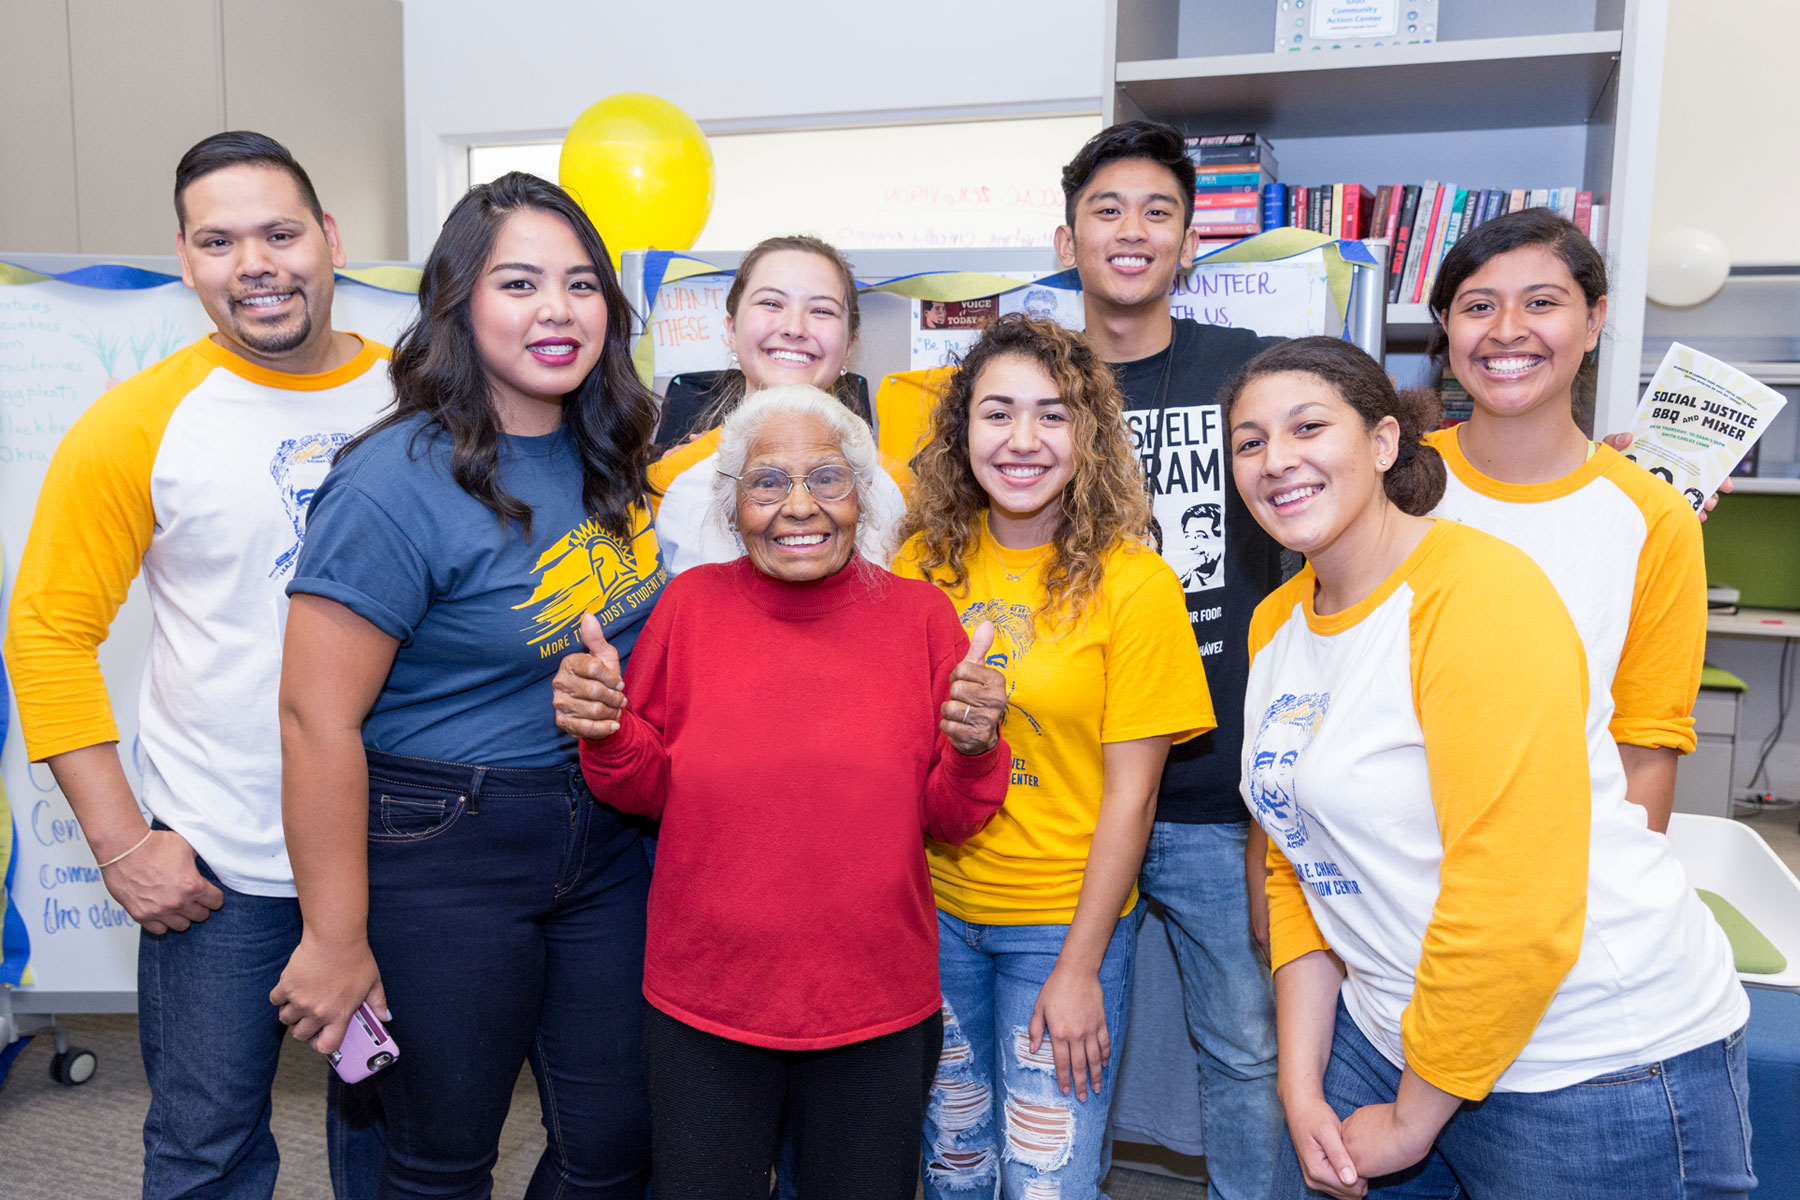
top-left (1228, 337), bottom-right (1747, 1199)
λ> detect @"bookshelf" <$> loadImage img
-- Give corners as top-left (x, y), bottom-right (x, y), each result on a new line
top-left (1105, 0), bottom-right (1670, 436)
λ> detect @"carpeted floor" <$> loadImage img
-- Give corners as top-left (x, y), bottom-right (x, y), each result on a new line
top-left (4, 809), bottom-right (1795, 1199)
top-left (0, 1011), bottom-right (1206, 1198)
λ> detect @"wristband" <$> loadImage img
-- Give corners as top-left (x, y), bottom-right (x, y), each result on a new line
top-left (96, 829), bottom-right (154, 870)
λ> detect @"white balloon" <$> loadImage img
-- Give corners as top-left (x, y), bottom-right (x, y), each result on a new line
top-left (1646, 228), bottom-right (1731, 308)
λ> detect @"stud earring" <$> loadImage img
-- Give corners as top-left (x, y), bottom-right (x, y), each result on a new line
top-left (728, 349), bottom-right (740, 370)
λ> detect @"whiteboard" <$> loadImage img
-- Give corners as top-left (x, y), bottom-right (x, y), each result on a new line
top-left (0, 266), bottom-right (416, 999)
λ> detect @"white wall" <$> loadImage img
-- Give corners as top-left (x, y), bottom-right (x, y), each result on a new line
top-left (401, 0), bottom-right (1800, 269)
top-left (1652, 0), bottom-right (1800, 266)
top-left (1, 0), bottom-right (405, 260)
top-left (398, 0), bottom-right (1106, 258)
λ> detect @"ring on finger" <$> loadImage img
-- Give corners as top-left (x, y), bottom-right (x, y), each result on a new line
top-left (960, 701), bottom-right (973, 724)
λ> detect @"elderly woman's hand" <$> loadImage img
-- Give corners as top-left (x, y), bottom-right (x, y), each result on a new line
top-left (942, 621), bottom-right (1006, 756)
top-left (552, 614), bottom-right (627, 741)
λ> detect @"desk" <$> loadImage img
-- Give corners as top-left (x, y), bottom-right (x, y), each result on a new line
top-left (1710, 607), bottom-right (1800, 640)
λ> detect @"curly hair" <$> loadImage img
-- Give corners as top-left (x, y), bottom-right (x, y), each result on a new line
top-left (898, 313), bottom-right (1150, 626)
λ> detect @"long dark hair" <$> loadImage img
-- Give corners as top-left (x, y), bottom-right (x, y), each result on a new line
top-left (691, 234), bottom-right (866, 432)
top-left (342, 171), bottom-right (657, 539)
top-left (1222, 336), bottom-right (1446, 517)
top-left (1427, 207), bottom-right (1608, 432)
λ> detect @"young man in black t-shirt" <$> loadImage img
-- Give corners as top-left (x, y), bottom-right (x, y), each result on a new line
top-left (1055, 120), bottom-right (1286, 1200)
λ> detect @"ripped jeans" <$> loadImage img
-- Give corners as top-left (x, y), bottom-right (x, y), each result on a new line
top-left (924, 902), bottom-right (1144, 1200)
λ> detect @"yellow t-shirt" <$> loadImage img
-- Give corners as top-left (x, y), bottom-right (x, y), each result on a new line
top-left (894, 522), bottom-right (1215, 925)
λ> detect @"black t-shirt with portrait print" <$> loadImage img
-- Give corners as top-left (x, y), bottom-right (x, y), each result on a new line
top-left (1110, 318), bottom-right (1287, 824)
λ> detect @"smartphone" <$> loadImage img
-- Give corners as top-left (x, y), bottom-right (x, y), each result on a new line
top-left (329, 1003), bottom-right (400, 1083)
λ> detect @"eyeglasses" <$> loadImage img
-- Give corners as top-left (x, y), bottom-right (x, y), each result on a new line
top-left (718, 464), bottom-right (857, 506)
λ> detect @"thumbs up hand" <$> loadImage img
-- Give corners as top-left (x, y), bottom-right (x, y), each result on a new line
top-left (942, 620), bottom-right (1006, 757)
top-left (552, 613), bottom-right (627, 741)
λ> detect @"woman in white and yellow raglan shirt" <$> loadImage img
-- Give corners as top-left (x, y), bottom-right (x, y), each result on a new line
top-left (1423, 207), bottom-right (1704, 834)
top-left (1226, 337), bottom-right (1748, 1200)
top-left (895, 316), bottom-right (1213, 1200)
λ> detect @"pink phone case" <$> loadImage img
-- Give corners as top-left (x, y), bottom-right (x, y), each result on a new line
top-left (330, 1003), bottom-right (399, 1083)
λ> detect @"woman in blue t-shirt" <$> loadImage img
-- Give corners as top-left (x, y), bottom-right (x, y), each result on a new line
top-left (271, 172), bottom-right (666, 1198)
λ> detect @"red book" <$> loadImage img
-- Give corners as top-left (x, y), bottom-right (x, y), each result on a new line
top-left (1193, 191), bottom-right (1263, 209)
top-left (1338, 185), bottom-right (1375, 238)
top-left (1573, 190), bottom-right (1594, 237)
top-left (1383, 183), bottom-right (1405, 244)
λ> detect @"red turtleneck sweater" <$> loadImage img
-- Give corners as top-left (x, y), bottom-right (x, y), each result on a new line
top-left (580, 555), bottom-right (1009, 1050)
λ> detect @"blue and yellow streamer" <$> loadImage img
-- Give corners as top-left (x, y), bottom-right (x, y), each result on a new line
top-left (632, 230), bottom-right (1379, 382)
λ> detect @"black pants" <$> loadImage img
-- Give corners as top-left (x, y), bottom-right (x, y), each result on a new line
top-left (644, 1006), bottom-right (943, 1200)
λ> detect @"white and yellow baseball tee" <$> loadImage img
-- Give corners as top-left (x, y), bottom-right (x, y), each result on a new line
top-left (1243, 520), bottom-right (1744, 1099)
top-left (1426, 425), bottom-right (1707, 763)
top-left (4, 336), bottom-right (393, 895)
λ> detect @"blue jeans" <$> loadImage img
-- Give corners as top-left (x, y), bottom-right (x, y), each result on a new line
top-left (138, 852), bottom-right (301, 1200)
top-left (359, 750), bottom-right (651, 1200)
top-left (1273, 1000), bottom-right (1755, 1199)
top-left (327, 1069), bottom-right (385, 1199)
top-left (1137, 820), bottom-right (1284, 1200)
top-left (924, 902), bottom-right (1144, 1200)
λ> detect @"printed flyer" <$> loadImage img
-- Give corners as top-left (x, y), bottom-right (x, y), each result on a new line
top-left (1624, 343), bottom-right (1788, 512)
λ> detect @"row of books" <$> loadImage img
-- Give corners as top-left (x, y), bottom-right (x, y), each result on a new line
top-left (1266, 181), bottom-right (1608, 304)
top-left (1185, 134), bottom-right (1279, 240)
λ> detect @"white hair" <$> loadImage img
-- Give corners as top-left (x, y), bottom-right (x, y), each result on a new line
top-left (710, 384), bottom-right (902, 565)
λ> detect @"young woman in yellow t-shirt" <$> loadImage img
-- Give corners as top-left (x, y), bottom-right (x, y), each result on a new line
top-left (894, 314), bottom-right (1214, 1198)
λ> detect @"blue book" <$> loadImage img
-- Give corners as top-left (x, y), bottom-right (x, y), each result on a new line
top-left (1262, 183), bottom-right (1288, 231)
top-left (1478, 188), bottom-right (1503, 226)
top-left (1196, 170), bottom-right (1275, 190)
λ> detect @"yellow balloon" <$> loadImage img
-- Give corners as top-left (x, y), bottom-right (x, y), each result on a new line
top-left (559, 94), bottom-right (713, 266)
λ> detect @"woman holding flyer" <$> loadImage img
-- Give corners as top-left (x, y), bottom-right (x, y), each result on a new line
top-left (1227, 335), bottom-right (1748, 1199)
top-left (1423, 207), bottom-right (1704, 832)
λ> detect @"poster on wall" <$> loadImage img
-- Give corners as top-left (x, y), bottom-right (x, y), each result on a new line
top-left (906, 256), bottom-right (1330, 370)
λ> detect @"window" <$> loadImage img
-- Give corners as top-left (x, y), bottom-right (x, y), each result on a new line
top-left (466, 114), bottom-right (1100, 252)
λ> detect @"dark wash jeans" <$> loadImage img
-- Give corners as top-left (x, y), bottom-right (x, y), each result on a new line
top-left (351, 748), bottom-right (651, 1200)
top-left (138, 842), bottom-right (301, 1200)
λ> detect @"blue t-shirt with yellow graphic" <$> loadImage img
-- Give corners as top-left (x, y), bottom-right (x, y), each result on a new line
top-left (291, 413), bottom-right (666, 769)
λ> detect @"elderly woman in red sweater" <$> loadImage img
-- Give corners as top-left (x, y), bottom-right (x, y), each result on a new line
top-left (553, 382), bottom-right (1011, 1200)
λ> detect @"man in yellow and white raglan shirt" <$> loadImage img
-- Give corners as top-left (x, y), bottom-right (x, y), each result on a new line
top-left (4, 132), bottom-right (391, 1200)
top-left (1425, 425), bottom-right (1706, 832)
top-left (1242, 521), bottom-right (1743, 1188)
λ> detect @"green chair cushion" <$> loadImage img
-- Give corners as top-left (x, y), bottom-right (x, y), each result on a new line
top-left (1699, 664), bottom-right (1748, 693)
top-left (1697, 889), bottom-right (1787, 974)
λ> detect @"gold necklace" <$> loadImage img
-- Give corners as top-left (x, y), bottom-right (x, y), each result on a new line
top-left (989, 536), bottom-right (1040, 584)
